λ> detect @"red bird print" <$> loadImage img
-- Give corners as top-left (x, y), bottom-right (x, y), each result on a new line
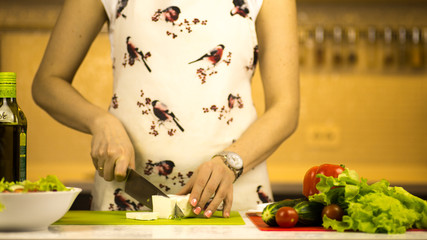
top-left (162, 6), bottom-right (181, 24)
top-left (188, 44), bottom-right (225, 65)
top-left (114, 188), bottom-right (139, 210)
top-left (152, 6), bottom-right (181, 25)
top-left (152, 100), bottom-right (184, 132)
top-left (228, 94), bottom-right (241, 109)
top-left (230, 0), bottom-right (250, 18)
top-left (116, 0), bottom-right (128, 19)
top-left (257, 185), bottom-right (272, 203)
top-left (126, 36), bottom-right (151, 72)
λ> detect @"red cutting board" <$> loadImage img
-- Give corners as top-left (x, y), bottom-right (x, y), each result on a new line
top-left (246, 213), bottom-right (426, 232)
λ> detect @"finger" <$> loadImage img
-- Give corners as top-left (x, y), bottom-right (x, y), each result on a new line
top-left (189, 168), bottom-right (212, 211)
top-left (221, 187), bottom-right (233, 218)
top-left (91, 140), bottom-right (106, 175)
top-left (203, 178), bottom-right (233, 218)
top-left (103, 155), bottom-right (116, 182)
top-left (197, 170), bottom-right (222, 211)
top-left (177, 176), bottom-right (195, 196)
top-left (114, 156), bottom-right (129, 182)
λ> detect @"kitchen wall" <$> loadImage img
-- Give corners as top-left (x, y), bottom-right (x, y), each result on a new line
top-left (1, 0), bottom-right (426, 197)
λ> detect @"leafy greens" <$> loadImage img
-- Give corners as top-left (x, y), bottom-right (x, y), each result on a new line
top-left (309, 168), bottom-right (427, 234)
top-left (0, 175), bottom-right (69, 193)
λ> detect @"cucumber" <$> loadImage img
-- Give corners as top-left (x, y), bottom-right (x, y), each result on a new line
top-left (294, 200), bottom-right (324, 226)
top-left (261, 198), bottom-right (305, 226)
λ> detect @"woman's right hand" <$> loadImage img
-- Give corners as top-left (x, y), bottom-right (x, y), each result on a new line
top-left (90, 114), bottom-right (135, 182)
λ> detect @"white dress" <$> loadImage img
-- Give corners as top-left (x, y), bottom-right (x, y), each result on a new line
top-left (92, 0), bottom-right (273, 211)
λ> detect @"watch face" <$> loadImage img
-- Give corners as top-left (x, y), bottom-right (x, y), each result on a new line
top-left (227, 153), bottom-right (243, 169)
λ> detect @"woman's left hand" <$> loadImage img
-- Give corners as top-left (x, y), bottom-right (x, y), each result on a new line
top-left (177, 157), bottom-right (235, 218)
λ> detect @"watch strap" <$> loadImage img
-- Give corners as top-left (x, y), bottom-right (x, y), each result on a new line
top-left (213, 151), bottom-right (243, 182)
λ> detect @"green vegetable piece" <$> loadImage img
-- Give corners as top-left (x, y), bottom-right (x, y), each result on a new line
top-left (309, 168), bottom-right (427, 234)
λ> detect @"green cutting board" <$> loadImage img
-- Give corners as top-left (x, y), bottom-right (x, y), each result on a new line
top-left (53, 211), bottom-right (245, 225)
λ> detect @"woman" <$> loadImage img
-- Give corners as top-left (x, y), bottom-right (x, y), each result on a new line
top-left (32, 0), bottom-right (300, 218)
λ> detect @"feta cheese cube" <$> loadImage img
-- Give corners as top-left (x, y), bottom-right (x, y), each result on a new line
top-left (126, 212), bottom-right (159, 220)
top-left (152, 195), bottom-right (177, 219)
top-left (152, 194), bottom-right (195, 219)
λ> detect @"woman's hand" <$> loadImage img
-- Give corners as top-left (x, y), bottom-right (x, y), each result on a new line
top-left (177, 157), bottom-right (235, 218)
top-left (90, 114), bottom-right (135, 182)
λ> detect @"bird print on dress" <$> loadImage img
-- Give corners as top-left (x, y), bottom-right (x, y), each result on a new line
top-left (203, 93), bottom-right (244, 125)
top-left (123, 36), bottom-right (152, 72)
top-left (230, 0), bottom-right (251, 19)
top-left (109, 188), bottom-right (143, 211)
top-left (189, 44), bottom-right (225, 65)
top-left (143, 160), bottom-right (193, 192)
top-left (152, 6), bottom-right (181, 24)
top-left (144, 160), bottom-right (176, 178)
top-left (110, 93), bottom-right (119, 109)
top-left (152, 6), bottom-right (207, 39)
top-left (189, 44), bottom-right (232, 84)
top-left (256, 185), bottom-right (273, 204)
top-left (246, 45), bottom-right (259, 72)
top-left (152, 100), bottom-right (185, 132)
top-left (137, 90), bottom-right (184, 136)
top-left (116, 0), bottom-right (129, 19)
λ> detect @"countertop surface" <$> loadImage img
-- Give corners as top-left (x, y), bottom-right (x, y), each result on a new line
top-left (0, 212), bottom-right (426, 240)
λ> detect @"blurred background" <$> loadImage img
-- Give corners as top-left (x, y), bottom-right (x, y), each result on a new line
top-left (0, 0), bottom-right (426, 208)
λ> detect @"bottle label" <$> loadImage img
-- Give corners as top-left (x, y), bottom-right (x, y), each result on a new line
top-left (19, 130), bottom-right (27, 181)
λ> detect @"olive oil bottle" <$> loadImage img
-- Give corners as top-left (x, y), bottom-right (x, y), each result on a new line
top-left (0, 72), bottom-right (27, 182)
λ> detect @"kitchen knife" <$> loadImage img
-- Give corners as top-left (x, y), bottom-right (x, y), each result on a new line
top-left (124, 169), bottom-right (184, 217)
top-left (124, 169), bottom-right (168, 210)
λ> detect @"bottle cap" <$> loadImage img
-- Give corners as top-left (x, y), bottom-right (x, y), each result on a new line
top-left (0, 72), bottom-right (17, 98)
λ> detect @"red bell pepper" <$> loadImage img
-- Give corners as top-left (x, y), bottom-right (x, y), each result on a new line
top-left (302, 164), bottom-right (345, 197)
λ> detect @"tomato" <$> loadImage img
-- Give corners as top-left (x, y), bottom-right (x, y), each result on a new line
top-left (303, 164), bottom-right (345, 197)
top-left (275, 207), bottom-right (299, 228)
top-left (322, 204), bottom-right (344, 221)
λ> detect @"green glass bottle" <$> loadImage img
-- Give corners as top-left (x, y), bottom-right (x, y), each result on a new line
top-left (0, 72), bottom-right (27, 182)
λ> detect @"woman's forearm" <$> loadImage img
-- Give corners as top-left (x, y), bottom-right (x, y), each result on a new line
top-left (32, 75), bottom-right (110, 134)
top-left (224, 0), bottom-right (300, 173)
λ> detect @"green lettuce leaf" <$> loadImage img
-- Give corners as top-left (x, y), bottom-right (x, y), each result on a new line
top-left (309, 168), bottom-right (427, 234)
top-left (0, 175), bottom-right (68, 192)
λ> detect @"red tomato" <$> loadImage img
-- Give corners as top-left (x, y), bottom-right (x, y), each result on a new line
top-left (275, 207), bottom-right (299, 228)
top-left (322, 204), bottom-right (344, 221)
top-left (303, 164), bottom-right (345, 197)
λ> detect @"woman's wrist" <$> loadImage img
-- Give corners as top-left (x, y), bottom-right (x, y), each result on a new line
top-left (212, 151), bottom-right (244, 182)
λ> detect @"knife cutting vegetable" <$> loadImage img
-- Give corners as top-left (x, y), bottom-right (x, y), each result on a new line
top-left (124, 169), bottom-right (186, 218)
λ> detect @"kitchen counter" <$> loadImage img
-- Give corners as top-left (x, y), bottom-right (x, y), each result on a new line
top-left (0, 212), bottom-right (426, 240)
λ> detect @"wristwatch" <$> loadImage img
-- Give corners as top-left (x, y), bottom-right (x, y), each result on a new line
top-left (213, 151), bottom-right (244, 181)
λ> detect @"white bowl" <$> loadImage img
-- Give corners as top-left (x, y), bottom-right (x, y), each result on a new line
top-left (0, 187), bottom-right (81, 231)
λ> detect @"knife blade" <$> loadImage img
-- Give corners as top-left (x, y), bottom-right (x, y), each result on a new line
top-left (124, 169), bottom-right (168, 210)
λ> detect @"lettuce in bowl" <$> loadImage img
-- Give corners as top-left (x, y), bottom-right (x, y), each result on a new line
top-left (0, 175), bottom-right (69, 193)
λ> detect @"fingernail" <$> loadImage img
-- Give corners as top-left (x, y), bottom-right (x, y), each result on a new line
top-left (204, 210), bottom-right (212, 218)
top-left (190, 198), bottom-right (197, 207)
top-left (224, 212), bottom-right (230, 218)
top-left (193, 207), bottom-right (201, 215)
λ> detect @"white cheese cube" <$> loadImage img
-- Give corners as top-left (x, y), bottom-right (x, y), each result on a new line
top-left (126, 212), bottom-right (159, 221)
top-left (152, 194), bottom-right (195, 219)
top-left (126, 212), bottom-right (137, 219)
top-left (152, 195), bottom-right (177, 219)
top-left (173, 194), bottom-right (195, 218)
